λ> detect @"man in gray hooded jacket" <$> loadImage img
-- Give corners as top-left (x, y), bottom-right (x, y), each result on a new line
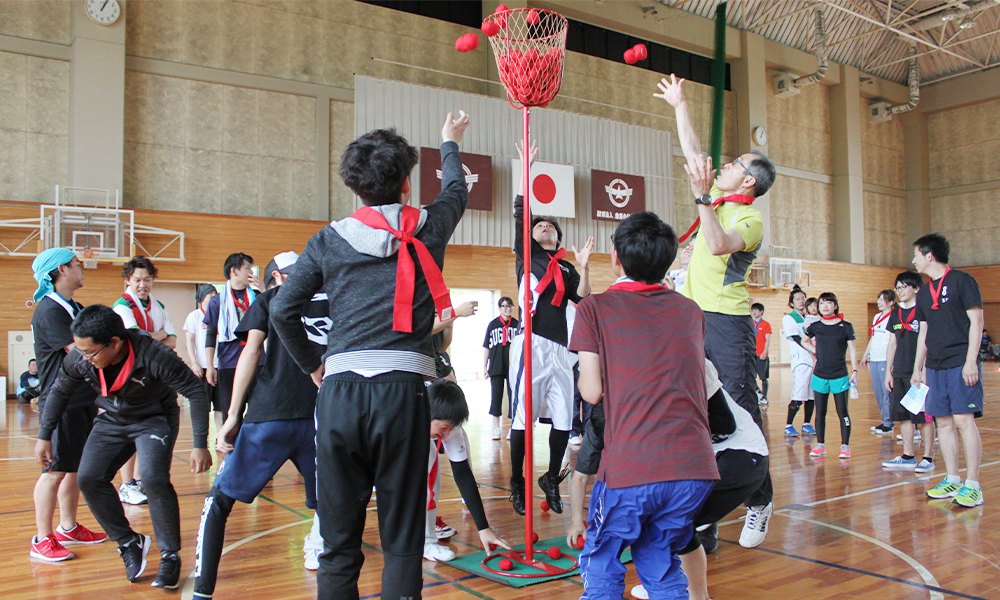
top-left (271, 111), bottom-right (470, 600)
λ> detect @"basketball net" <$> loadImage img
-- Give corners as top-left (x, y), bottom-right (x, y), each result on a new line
top-left (81, 248), bottom-right (98, 270)
top-left (485, 7), bottom-right (568, 562)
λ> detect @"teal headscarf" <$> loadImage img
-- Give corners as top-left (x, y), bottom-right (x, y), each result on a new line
top-left (32, 248), bottom-right (77, 303)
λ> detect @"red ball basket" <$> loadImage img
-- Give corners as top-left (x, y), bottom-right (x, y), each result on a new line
top-left (483, 8), bottom-right (568, 108)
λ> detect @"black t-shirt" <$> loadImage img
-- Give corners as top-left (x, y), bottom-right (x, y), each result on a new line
top-left (805, 320), bottom-right (855, 380)
top-left (31, 295), bottom-right (97, 408)
top-left (483, 316), bottom-right (518, 377)
top-left (235, 287), bottom-right (330, 423)
top-left (914, 269), bottom-right (982, 370)
top-left (887, 305), bottom-right (920, 377)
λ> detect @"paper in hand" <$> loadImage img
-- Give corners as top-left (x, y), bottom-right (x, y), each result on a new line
top-left (901, 383), bottom-right (928, 415)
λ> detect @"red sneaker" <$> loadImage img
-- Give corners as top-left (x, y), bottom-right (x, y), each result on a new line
top-left (29, 534), bottom-right (75, 562)
top-left (54, 523), bottom-right (108, 546)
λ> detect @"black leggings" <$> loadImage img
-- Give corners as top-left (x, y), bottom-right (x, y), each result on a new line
top-left (814, 391), bottom-right (850, 445)
top-left (786, 400), bottom-right (815, 425)
top-left (489, 375), bottom-right (511, 418)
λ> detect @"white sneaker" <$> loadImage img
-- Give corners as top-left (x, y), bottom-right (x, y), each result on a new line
top-left (423, 543), bottom-right (456, 562)
top-left (630, 584), bottom-right (649, 599)
top-left (492, 427), bottom-right (501, 440)
top-left (739, 502), bottom-right (773, 548)
top-left (303, 548), bottom-right (320, 571)
top-left (118, 481), bottom-right (148, 505)
top-left (506, 429), bottom-right (511, 440)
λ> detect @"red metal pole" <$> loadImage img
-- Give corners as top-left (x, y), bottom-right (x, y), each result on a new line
top-left (521, 105), bottom-right (534, 562)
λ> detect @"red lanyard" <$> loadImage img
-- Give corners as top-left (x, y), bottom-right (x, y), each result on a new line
top-left (534, 248), bottom-right (568, 306)
top-left (928, 267), bottom-right (950, 310)
top-left (678, 194), bottom-right (755, 243)
top-left (499, 316), bottom-right (511, 345)
top-left (99, 340), bottom-right (135, 397)
top-left (869, 311), bottom-right (890, 336)
top-left (608, 281), bottom-right (667, 292)
top-left (232, 289), bottom-right (250, 315)
top-left (898, 306), bottom-right (916, 331)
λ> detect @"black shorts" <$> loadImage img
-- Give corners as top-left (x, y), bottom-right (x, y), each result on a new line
top-left (46, 403), bottom-right (98, 473)
top-left (890, 377), bottom-right (931, 425)
top-left (755, 356), bottom-right (770, 380)
top-left (204, 378), bottom-right (221, 413)
top-left (215, 368), bottom-right (254, 417)
top-left (574, 401), bottom-right (605, 476)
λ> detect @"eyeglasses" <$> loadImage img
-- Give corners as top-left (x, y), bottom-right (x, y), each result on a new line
top-left (500, 304), bottom-right (514, 309)
top-left (82, 343), bottom-right (106, 360)
top-left (732, 156), bottom-right (751, 176)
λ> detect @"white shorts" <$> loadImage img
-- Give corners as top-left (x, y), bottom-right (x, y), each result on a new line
top-left (792, 364), bottom-right (815, 402)
top-left (509, 333), bottom-right (574, 431)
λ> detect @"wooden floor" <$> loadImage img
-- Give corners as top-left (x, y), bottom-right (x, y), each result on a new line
top-left (3, 366), bottom-right (999, 599)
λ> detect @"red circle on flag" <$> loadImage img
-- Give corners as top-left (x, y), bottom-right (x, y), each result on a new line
top-left (533, 174), bottom-right (557, 204)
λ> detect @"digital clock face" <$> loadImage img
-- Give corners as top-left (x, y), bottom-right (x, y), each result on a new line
top-left (86, 0), bottom-right (121, 25)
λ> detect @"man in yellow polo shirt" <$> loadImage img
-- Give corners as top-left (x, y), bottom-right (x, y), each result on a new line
top-left (656, 74), bottom-right (777, 550)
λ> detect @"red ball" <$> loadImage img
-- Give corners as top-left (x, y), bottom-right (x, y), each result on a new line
top-left (499, 558), bottom-right (514, 571)
top-left (464, 33), bottom-right (480, 51)
top-left (482, 21), bottom-right (500, 37)
top-left (488, 542), bottom-right (498, 552)
top-left (633, 43), bottom-right (648, 60)
top-left (527, 9), bottom-right (540, 25)
top-left (547, 546), bottom-right (562, 560)
top-left (572, 535), bottom-right (585, 549)
top-left (624, 49), bottom-right (638, 65)
top-left (495, 6), bottom-right (508, 29)
top-left (531, 531), bottom-right (539, 544)
top-left (495, 3), bottom-right (508, 12)
top-left (540, 500), bottom-right (549, 512)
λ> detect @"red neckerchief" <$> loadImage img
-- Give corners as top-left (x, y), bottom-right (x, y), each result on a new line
top-left (821, 314), bottom-right (845, 321)
top-left (928, 267), bottom-right (951, 310)
top-left (608, 281), bottom-right (667, 292)
top-left (427, 437), bottom-right (443, 511)
top-left (122, 293), bottom-right (153, 332)
top-left (353, 206), bottom-right (453, 333)
top-left (534, 248), bottom-right (568, 306)
top-left (869, 311), bottom-right (891, 336)
top-left (232, 288), bottom-right (250, 316)
top-left (897, 306), bottom-right (917, 331)
top-left (678, 194), bottom-right (755, 243)
top-left (499, 316), bottom-right (511, 345)
top-left (99, 340), bottom-right (136, 397)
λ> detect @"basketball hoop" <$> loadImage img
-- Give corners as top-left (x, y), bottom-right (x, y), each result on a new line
top-left (81, 248), bottom-right (98, 269)
top-left (484, 8), bottom-right (568, 109)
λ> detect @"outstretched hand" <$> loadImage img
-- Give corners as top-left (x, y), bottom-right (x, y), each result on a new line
top-left (442, 110), bottom-right (470, 144)
top-left (516, 139), bottom-right (539, 167)
top-left (683, 154), bottom-right (716, 198)
top-left (653, 74), bottom-right (686, 107)
top-left (479, 528), bottom-right (511, 554)
top-left (572, 237), bottom-right (595, 270)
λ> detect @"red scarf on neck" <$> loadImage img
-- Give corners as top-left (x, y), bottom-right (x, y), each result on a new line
top-left (678, 194), bottom-right (755, 243)
top-left (869, 311), bottom-right (891, 336)
top-left (99, 340), bottom-right (136, 397)
top-left (821, 314), bottom-right (845, 321)
top-left (499, 316), bottom-right (512, 344)
top-left (608, 281), bottom-right (667, 292)
top-left (534, 248), bottom-right (568, 307)
top-left (897, 306), bottom-right (917, 331)
top-left (352, 206), bottom-right (454, 333)
top-left (928, 267), bottom-right (950, 310)
top-left (122, 294), bottom-right (153, 332)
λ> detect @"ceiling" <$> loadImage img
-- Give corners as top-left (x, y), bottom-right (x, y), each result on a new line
top-left (651, 0), bottom-right (1000, 86)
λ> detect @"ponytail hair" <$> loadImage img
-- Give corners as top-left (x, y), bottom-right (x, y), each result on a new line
top-left (787, 284), bottom-right (806, 309)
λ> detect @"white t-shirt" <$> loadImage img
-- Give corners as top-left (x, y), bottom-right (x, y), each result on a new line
top-left (113, 290), bottom-right (175, 336)
top-left (183, 308), bottom-right (209, 368)
top-left (705, 359), bottom-right (768, 456)
top-left (868, 311), bottom-right (892, 362)
top-left (428, 425), bottom-right (470, 473)
top-left (783, 312), bottom-right (814, 369)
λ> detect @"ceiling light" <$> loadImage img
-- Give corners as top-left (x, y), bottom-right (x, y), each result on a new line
top-left (959, 17), bottom-right (976, 29)
top-left (941, 12), bottom-right (959, 21)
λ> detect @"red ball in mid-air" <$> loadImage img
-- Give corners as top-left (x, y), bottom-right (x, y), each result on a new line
top-left (495, 4), bottom-right (509, 28)
top-left (572, 535), bottom-right (585, 549)
top-left (531, 531), bottom-right (539, 544)
top-left (547, 546), bottom-right (562, 560)
top-left (633, 43), bottom-right (648, 60)
top-left (482, 20), bottom-right (500, 37)
top-left (624, 48), bottom-right (637, 64)
top-left (464, 33), bottom-right (479, 51)
top-left (540, 500), bottom-right (549, 512)
top-left (499, 558), bottom-right (514, 571)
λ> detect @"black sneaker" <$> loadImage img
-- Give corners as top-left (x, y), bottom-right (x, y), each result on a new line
top-left (118, 533), bottom-right (151, 583)
top-left (698, 522), bottom-right (719, 555)
top-left (152, 551), bottom-right (181, 589)
top-left (873, 424), bottom-right (893, 434)
top-left (509, 476), bottom-right (526, 516)
top-left (538, 472), bottom-right (564, 514)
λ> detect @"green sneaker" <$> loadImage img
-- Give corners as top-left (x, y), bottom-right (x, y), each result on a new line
top-left (953, 485), bottom-right (983, 507)
top-left (926, 479), bottom-right (962, 499)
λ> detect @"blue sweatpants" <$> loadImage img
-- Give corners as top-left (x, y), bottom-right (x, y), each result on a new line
top-left (580, 479), bottom-right (715, 600)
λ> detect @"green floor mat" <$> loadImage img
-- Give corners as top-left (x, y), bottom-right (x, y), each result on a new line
top-left (444, 536), bottom-right (632, 588)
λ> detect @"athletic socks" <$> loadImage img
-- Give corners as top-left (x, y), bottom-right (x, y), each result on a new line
top-left (946, 474), bottom-right (962, 485)
top-left (509, 430), bottom-right (526, 481)
top-left (548, 430), bottom-right (569, 478)
top-left (902, 454), bottom-right (914, 461)
top-left (966, 480), bottom-right (981, 490)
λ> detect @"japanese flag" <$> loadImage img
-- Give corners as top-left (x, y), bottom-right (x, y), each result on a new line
top-left (512, 159), bottom-right (576, 219)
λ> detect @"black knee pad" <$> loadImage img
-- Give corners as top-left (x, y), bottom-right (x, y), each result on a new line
top-left (788, 401), bottom-right (802, 410)
top-left (677, 530), bottom-right (702, 556)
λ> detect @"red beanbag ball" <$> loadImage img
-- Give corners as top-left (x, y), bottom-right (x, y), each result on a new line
top-left (531, 531), bottom-right (539, 544)
top-left (624, 48), bottom-right (637, 64)
top-left (547, 546), bottom-right (562, 560)
top-left (572, 535), bottom-right (585, 549)
top-left (499, 558), bottom-right (514, 571)
top-left (482, 21), bottom-right (500, 37)
top-left (633, 43), bottom-right (648, 60)
top-left (463, 33), bottom-right (479, 51)
top-left (495, 4), bottom-right (509, 29)
top-left (527, 9), bottom-right (540, 25)
top-left (540, 500), bottom-right (549, 512)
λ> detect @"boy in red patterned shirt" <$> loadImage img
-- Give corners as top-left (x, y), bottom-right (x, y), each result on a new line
top-left (570, 211), bottom-right (718, 599)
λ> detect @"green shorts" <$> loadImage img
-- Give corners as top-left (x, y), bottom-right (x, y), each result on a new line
top-left (811, 375), bottom-right (851, 394)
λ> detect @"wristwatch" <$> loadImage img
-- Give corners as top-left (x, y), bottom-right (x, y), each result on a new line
top-left (695, 193), bottom-right (713, 205)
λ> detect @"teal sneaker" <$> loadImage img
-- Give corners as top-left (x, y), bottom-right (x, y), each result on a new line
top-left (926, 479), bottom-right (962, 499)
top-left (953, 485), bottom-right (983, 507)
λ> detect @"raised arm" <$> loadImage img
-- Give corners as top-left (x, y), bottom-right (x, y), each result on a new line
top-left (654, 75), bottom-right (703, 164)
top-left (685, 154), bottom-right (748, 256)
top-left (271, 239), bottom-right (326, 381)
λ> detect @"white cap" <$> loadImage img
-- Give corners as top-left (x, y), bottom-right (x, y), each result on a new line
top-left (273, 251), bottom-right (298, 270)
